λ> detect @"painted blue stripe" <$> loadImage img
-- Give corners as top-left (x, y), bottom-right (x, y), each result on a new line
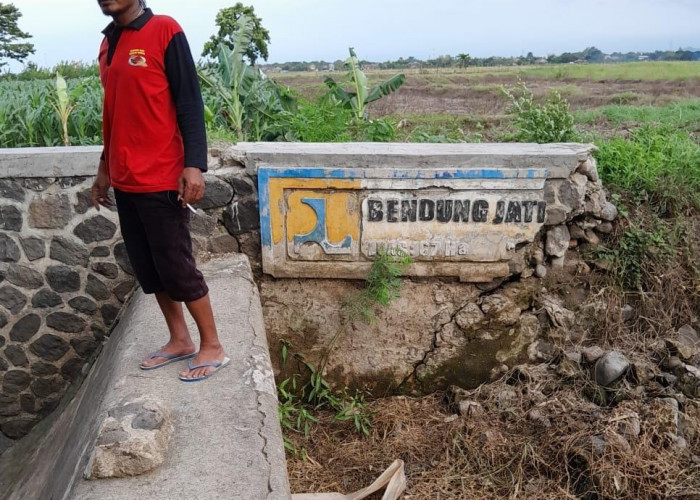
top-left (258, 168), bottom-right (272, 247)
top-left (258, 167), bottom-right (547, 180)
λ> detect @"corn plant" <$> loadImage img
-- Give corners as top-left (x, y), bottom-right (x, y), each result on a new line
top-left (51, 73), bottom-right (75, 146)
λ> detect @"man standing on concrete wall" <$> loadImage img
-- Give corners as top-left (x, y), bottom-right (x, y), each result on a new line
top-left (91, 0), bottom-right (229, 381)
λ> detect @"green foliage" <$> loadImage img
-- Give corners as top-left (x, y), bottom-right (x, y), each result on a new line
top-left (575, 100), bottom-right (700, 132)
top-left (276, 98), bottom-right (354, 142)
top-left (342, 247), bottom-right (412, 324)
top-left (595, 125), bottom-right (700, 213)
top-left (0, 77), bottom-right (102, 147)
top-left (324, 48), bottom-right (405, 121)
top-left (0, 3), bottom-right (34, 68)
top-left (202, 3), bottom-right (270, 65)
top-left (51, 73), bottom-right (75, 146)
top-left (502, 80), bottom-right (576, 143)
top-left (199, 17), bottom-right (296, 142)
top-left (594, 220), bottom-right (674, 291)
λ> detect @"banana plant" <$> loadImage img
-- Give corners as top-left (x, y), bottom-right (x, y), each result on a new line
top-left (324, 48), bottom-right (405, 120)
top-left (51, 72), bottom-right (75, 146)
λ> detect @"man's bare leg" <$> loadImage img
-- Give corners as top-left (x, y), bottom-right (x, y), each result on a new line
top-left (179, 293), bottom-right (226, 379)
top-left (140, 292), bottom-right (197, 368)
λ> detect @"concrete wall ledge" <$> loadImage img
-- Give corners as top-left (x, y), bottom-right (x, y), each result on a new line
top-left (0, 255), bottom-right (290, 500)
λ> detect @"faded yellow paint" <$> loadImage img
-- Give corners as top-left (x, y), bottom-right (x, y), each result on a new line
top-left (268, 178), bottom-right (361, 245)
top-left (286, 190), bottom-right (360, 244)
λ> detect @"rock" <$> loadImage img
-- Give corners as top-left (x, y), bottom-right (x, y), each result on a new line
top-left (0, 395), bottom-right (20, 417)
top-left (90, 246), bottom-right (111, 258)
top-left (583, 229), bottom-right (600, 246)
top-left (545, 225), bottom-right (570, 258)
top-left (31, 377), bottom-right (65, 398)
top-left (556, 358), bottom-right (581, 378)
top-left (88, 397), bottom-right (174, 479)
top-left (533, 247), bottom-right (545, 265)
top-left (595, 222), bottom-right (614, 234)
top-left (193, 176), bottom-right (234, 210)
top-left (92, 325), bottom-right (107, 342)
top-left (582, 346), bottom-right (605, 364)
top-left (678, 324), bottom-right (699, 349)
top-left (58, 177), bottom-right (89, 188)
top-left (3, 370), bottom-right (31, 393)
top-left (0, 285), bottom-right (27, 314)
top-left (480, 294), bottom-right (520, 327)
top-left (46, 312), bottom-right (87, 333)
top-left (496, 388), bottom-right (518, 410)
top-left (113, 280), bottom-right (135, 303)
top-left (569, 223), bottom-right (586, 240)
top-left (534, 264), bottom-right (547, 278)
top-left (24, 179), bottom-right (53, 191)
top-left (617, 412), bottom-right (641, 439)
top-left (223, 198), bottom-right (259, 235)
top-left (207, 233), bottom-right (239, 255)
top-left (91, 262), bottom-right (119, 279)
top-left (32, 288), bottom-right (63, 308)
top-left (61, 357), bottom-right (84, 380)
top-left (222, 172), bottom-right (256, 198)
top-left (665, 339), bottom-right (697, 363)
top-left (0, 234), bottom-right (21, 262)
top-left (189, 210), bottom-right (218, 236)
top-left (455, 303), bottom-right (485, 332)
top-left (540, 295), bottom-right (575, 329)
top-left (631, 360), bottom-right (657, 384)
top-left (50, 236), bottom-right (89, 267)
top-left (647, 398), bottom-right (679, 435)
top-left (101, 304), bottom-right (121, 327)
top-left (458, 400), bottom-right (484, 417)
top-left (5, 345), bottom-right (28, 367)
top-left (0, 205), bottom-right (23, 231)
top-left (665, 356), bottom-right (683, 371)
top-left (0, 311), bottom-right (6, 328)
top-left (69, 296), bottom-right (98, 315)
top-left (528, 408), bottom-right (551, 428)
top-left (20, 237), bottom-right (45, 261)
top-left (73, 215), bottom-right (117, 244)
top-left (113, 243), bottom-right (134, 275)
top-left (544, 204), bottom-right (568, 226)
top-left (31, 363), bottom-right (58, 376)
top-left (0, 180), bottom-right (25, 202)
top-left (86, 274), bottom-right (110, 300)
top-left (576, 158), bottom-right (599, 182)
top-left (558, 176), bottom-right (586, 213)
top-left (45, 265), bottom-right (81, 293)
top-left (658, 372), bottom-right (678, 387)
top-left (589, 435), bottom-right (607, 458)
top-left (678, 367), bottom-right (700, 398)
top-left (9, 314), bottom-right (41, 342)
top-left (28, 194), bottom-right (71, 228)
top-left (70, 338), bottom-right (99, 358)
top-left (600, 201), bottom-right (618, 222)
top-left (621, 305), bottom-right (635, 323)
top-left (37, 397), bottom-right (60, 417)
top-left (30, 334), bottom-right (70, 361)
top-left (5, 264), bottom-right (44, 289)
top-left (584, 182), bottom-right (607, 218)
top-left (528, 339), bottom-right (557, 362)
top-left (594, 351), bottom-right (630, 387)
top-left (74, 189), bottom-right (92, 215)
top-left (0, 418), bottom-right (39, 439)
top-left (20, 394), bottom-right (35, 413)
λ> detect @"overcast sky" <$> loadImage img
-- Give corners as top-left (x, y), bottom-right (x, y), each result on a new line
top-left (6, 0), bottom-right (700, 70)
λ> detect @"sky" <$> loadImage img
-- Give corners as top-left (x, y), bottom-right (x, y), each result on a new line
top-left (5, 0), bottom-right (700, 70)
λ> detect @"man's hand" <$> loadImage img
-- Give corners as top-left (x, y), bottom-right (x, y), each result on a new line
top-left (178, 167), bottom-right (205, 206)
top-left (91, 161), bottom-right (112, 211)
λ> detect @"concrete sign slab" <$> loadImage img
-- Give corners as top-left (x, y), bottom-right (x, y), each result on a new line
top-left (259, 166), bottom-right (548, 281)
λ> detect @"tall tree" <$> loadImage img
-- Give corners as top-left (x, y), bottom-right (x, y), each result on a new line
top-left (456, 53), bottom-right (471, 68)
top-left (202, 3), bottom-right (270, 65)
top-left (0, 3), bottom-right (34, 68)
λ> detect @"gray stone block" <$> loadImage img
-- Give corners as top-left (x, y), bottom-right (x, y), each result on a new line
top-left (4, 346), bottom-right (28, 367)
top-left (30, 334), bottom-right (70, 361)
top-left (86, 275), bottom-right (110, 300)
top-left (0, 394), bottom-right (20, 417)
top-left (46, 266), bottom-right (81, 293)
top-left (0, 417), bottom-right (38, 439)
top-left (113, 281), bottom-right (135, 303)
top-left (223, 199), bottom-right (259, 235)
top-left (0, 311), bottom-right (6, 328)
top-left (28, 194), bottom-right (71, 229)
top-left (545, 225), bottom-right (570, 258)
top-left (193, 176), bottom-right (234, 210)
top-left (0, 180), bottom-right (25, 202)
top-left (5, 264), bottom-right (44, 289)
top-left (70, 338), bottom-right (98, 358)
top-left (0, 234), bottom-right (21, 263)
top-left (69, 296), bottom-right (98, 315)
top-left (0, 285), bottom-right (27, 314)
top-left (74, 215), bottom-right (117, 244)
top-left (20, 393), bottom-right (35, 413)
top-left (32, 289), bottom-right (63, 308)
top-left (3, 370), bottom-right (30, 393)
top-left (31, 377), bottom-right (65, 398)
top-left (24, 179), bottom-right (54, 191)
top-left (46, 312), bottom-right (87, 333)
top-left (101, 304), bottom-right (120, 327)
top-left (90, 246), bottom-right (111, 258)
top-left (189, 210), bottom-right (218, 236)
top-left (9, 314), bottom-right (41, 342)
top-left (60, 357), bottom-right (83, 380)
top-left (20, 237), bottom-right (46, 261)
top-left (113, 243), bottom-right (134, 275)
top-left (0, 205), bottom-right (23, 232)
top-left (91, 262), bottom-right (119, 279)
top-left (31, 362), bottom-right (58, 376)
top-left (594, 351), bottom-right (630, 387)
top-left (50, 236), bottom-right (89, 267)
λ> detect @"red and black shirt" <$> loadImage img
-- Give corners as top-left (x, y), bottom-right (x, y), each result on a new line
top-left (99, 9), bottom-right (207, 193)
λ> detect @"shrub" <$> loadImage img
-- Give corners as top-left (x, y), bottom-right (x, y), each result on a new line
top-left (502, 81), bottom-right (576, 143)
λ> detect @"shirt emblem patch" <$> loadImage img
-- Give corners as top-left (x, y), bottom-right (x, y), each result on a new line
top-left (128, 49), bottom-right (148, 67)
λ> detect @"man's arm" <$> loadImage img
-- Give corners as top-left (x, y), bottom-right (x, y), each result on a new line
top-left (91, 159), bottom-right (112, 211)
top-left (164, 31), bottom-right (207, 206)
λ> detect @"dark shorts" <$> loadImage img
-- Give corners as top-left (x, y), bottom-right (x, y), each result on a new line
top-left (114, 189), bottom-right (209, 302)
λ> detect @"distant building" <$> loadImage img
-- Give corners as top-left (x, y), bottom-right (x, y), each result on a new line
top-left (638, 55), bottom-right (650, 61)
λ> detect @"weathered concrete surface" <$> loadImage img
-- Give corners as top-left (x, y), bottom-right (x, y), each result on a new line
top-left (0, 255), bottom-right (290, 500)
top-left (231, 142), bottom-right (594, 179)
top-left (0, 147), bottom-right (102, 178)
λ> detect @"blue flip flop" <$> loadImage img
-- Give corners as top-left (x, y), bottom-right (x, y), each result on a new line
top-left (140, 350), bottom-right (197, 371)
top-left (179, 356), bottom-right (231, 382)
